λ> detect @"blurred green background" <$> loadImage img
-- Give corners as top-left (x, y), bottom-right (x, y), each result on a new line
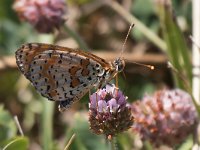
top-left (0, 0), bottom-right (194, 149)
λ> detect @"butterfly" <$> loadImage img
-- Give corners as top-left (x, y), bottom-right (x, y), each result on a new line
top-left (15, 24), bottom-right (134, 112)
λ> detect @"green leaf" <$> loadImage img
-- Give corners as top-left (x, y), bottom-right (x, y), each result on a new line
top-left (177, 135), bottom-right (193, 150)
top-left (156, 1), bottom-right (192, 90)
top-left (1, 136), bottom-right (29, 150)
top-left (0, 105), bottom-right (17, 141)
top-left (0, 20), bottom-right (38, 55)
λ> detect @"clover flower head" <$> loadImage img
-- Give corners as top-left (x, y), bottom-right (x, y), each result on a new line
top-left (13, 0), bottom-right (67, 33)
top-left (89, 84), bottom-right (133, 139)
top-left (132, 89), bottom-right (198, 147)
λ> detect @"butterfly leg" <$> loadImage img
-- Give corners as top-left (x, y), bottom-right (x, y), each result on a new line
top-left (95, 92), bottom-right (99, 111)
top-left (115, 74), bottom-right (118, 88)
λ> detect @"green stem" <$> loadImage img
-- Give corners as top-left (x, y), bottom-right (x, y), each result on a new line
top-left (143, 141), bottom-right (153, 150)
top-left (106, 0), bottom-right (166, 52)
top-left (63, 25), bottom-right (89, 50)
top-left (110, 137), bottom-right (117, 150)
top-left (157, 3), bottom-right (192, 88)
top-left (64, 133), bottom-right (76, 150)
top-left (41, 99), bottom-right (55, 150)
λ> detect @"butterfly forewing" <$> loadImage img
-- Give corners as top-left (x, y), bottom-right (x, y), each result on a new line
top-left (15, 43), bottom-right (111, 108)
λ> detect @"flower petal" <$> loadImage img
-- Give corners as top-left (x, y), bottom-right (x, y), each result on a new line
top-left (89, 93), bottom-right (100, 109)
top-left (108, 98), bottom-right (118, 112)
top-left (98, 100), bottom-right (107, 112)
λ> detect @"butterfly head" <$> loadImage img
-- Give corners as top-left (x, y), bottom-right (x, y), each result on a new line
top-left (112, 58), bottom-right (125, 73)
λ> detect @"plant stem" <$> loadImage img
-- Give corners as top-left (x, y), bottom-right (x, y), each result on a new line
top-left (41, 99), bottom-right (54, 150)
top-left (110, 137), bottom-right (117, 150)
top-left (63, 25), bottom-right (89, 50)
top-left (106, 0), bottom-right (166, 52)
top-left (64, 133), bottom-right (76, 150)
top-left (14, 116), bottom-right (24, 136)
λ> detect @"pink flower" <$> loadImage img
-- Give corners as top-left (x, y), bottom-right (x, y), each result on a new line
top-left (89, 84), bottom-right (133, 139)
top-left (132, 89), bottom-right (198, 147)
top-left (13, 0), bottom-right (67, 33)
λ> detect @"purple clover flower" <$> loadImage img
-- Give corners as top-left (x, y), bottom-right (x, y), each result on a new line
top-left (89, 84), bottom-right (133, 139)
top-left (132, 89), bottom-right (198, 147)
top-left (13, 0), bottom-right (67, 33)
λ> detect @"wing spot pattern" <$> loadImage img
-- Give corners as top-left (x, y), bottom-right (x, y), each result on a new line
top-left (15, 43), bottom-right (112, 110)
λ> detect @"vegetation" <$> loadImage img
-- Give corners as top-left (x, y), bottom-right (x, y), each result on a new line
top-left (0, 0), bottom-right (199, 150)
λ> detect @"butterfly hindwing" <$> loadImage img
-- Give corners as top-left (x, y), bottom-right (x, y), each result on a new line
top-left (15, 43), bottom-right (110, 106)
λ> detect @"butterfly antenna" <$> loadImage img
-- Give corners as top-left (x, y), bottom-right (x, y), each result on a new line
top-left (119, 23), bottom-right (135, 58)
top-left (125, 59), bottom-right (155, 70)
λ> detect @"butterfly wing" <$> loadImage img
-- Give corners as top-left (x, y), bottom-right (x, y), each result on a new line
top-left (15, 43), bottom-right (111, 108)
